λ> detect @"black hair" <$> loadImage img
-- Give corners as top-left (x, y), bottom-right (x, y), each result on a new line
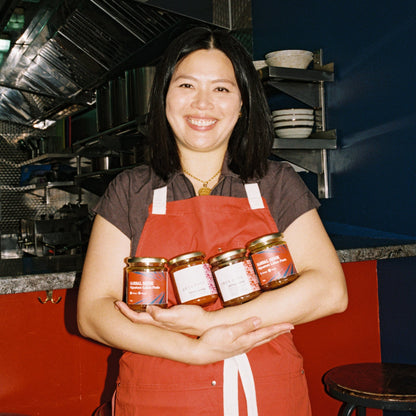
top-left (147, 26), bottom-right (274, 181)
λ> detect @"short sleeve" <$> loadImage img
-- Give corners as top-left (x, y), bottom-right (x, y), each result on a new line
top-left (261, 161), bottom-right (320, 233)
top-left (94, 171), bottom-right (132, 238)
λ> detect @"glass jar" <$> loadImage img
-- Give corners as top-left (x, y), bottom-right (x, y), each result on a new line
top-left (125, 257), bottom-right (168, 312)
top-left (208, 248), bottom-right (261, 307)
top-left (246, 232), bottom-right (298, 290)
top-left (168, 251), bottom-right (218, 306)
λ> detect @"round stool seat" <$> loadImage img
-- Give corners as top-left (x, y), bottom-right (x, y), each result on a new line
top-left (323, 362), bottom-right (416, 414)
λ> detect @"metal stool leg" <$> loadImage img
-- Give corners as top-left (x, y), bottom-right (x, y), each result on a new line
top-left (338, 404), bottom-right (367, 416)
top-left (357, 406), bottom-right (366, 416)
top-left (338, 403), bottom-right (356, 416)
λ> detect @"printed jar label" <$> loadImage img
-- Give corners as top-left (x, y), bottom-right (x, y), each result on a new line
top-left (127, 270), bottom-right (167, 307)
top-left (213, 260), bottom-right (260, 302)
top-left (173, 263), bottom-right (217, 304)
top-left (251, 244), bottom-right (297, 285)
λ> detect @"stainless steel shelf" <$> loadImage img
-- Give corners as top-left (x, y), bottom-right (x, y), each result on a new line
top-left (264, 50), bottom-right (336, 198)
top-left (18, 153), bottom-right (76, 167)
top-left (273, 130), bottom-right (337, 150)
top-left (261, 64), bottom-right (334, 82)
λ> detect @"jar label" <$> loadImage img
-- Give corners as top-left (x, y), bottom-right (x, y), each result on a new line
top-left (213, 260), bottom-right (260, 302)
top-left (251, 244), bottom-right (297, 285)
top-left (127, 270), bottom-right (167, 307)
top-left (173, 263), bottom-right (217, 303)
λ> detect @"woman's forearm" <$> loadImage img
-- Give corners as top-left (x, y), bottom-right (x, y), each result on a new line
top-left (132, 209), bottom-right (348, 336)
top-left (78, 294), bottom-right (293, 365)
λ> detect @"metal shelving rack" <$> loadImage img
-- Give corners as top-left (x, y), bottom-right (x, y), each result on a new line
top-left (10, 153), bottom-right (82, 204)
top-left (261, 50), bottom-right (336, 198)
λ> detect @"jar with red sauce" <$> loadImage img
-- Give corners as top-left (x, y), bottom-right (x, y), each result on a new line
top-left (168, 251), bottom-right (218, 307)
top-left (246, 232), bottom-right (298, 290)
top-left (125, 257), bottom-right (168, 312)
top-left (208, 248), bottom-right (261, 307)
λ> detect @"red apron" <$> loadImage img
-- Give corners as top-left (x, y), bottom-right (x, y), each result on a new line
top-left (114, 183), bottom-right (311, 415)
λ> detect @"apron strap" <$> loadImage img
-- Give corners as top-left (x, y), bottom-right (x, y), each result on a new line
top-left (151, 186), bottom-right (167, 215)
top-left (244, 183), bottom-right (264, 210)
top-left (151, 183), bottom-right (264, 215)
top-left (223, 354), bottom-right (258, 416)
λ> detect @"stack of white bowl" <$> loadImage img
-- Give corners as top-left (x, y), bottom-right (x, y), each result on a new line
top-left (272, 108), bottom-right (314, 139)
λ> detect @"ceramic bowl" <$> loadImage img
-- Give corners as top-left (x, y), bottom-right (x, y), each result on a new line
top-left (272, 114), bottom-right (315, 123)
top-left (265, 50), bottom-right (313, 69)
top-left (273, 119), bottom-right (314, 128)
top-left (272, 108), bottom-right (314, 117)
top-left (275, 126), bottom-right (313, 139)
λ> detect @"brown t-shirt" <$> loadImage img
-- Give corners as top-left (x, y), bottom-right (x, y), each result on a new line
top-left (94, 159), bottom-right (320, 256)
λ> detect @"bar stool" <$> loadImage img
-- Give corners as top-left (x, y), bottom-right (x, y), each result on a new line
top-left (323, 362), bottom-right (416, 415)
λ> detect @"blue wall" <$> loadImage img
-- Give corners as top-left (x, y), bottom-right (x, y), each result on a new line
top-left (377, 256), bottom-right (416, 416)
top-left (252, 0), bottom-right (416, 240)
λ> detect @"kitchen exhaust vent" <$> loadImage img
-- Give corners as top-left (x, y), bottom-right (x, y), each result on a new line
top-left (0, 0), bottom-right (251, 126)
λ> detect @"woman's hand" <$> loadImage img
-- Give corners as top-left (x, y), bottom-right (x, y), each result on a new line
top-left (194, 317), bottom-right (294, 364)
top-left (114, 300), bottom-right (294, 364)
top-left (114, 301), bottom-right (210, 336)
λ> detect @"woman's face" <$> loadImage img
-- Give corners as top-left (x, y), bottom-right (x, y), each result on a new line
top-left (165, 48), bottom-right (242, 156)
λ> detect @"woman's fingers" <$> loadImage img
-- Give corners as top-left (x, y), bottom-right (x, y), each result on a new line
top-left (197, 318), bottom-right (294, 363)
top-left (114, 300), bottom-right (157, 325)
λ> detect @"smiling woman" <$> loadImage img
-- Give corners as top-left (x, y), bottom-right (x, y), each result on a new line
top-left (77, 26), bottom-right (347, 416)
top-left (166, 48), bottom-right (242, 193)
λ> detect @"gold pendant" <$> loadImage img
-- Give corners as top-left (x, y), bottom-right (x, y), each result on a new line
top-left (198, 187), bottom-right (211, 196)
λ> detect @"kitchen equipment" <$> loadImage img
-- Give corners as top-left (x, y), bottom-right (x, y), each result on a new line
top-left (110, 74), bottom-right (129, 127)
top-left (265, 50), bottom-right (313, 69)
top-left (128, 66), bottom-right (156, 118)
top-left (96, 84), bottom-right (112, 132)
top-left (19, 204), bottom-right (90, 257)
top-left (91, 155), bottom-right (121, 171)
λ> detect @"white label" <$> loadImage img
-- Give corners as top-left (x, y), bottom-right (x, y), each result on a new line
top-left (214, 261), bottom-right (258, 302)
top-left (173, 263), bottom-right (217, 303)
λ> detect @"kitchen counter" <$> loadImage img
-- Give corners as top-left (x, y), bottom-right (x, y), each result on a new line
top-left (330, 235), bottom-right (416, 263)
top-left (1, 239), bottom-right (416, 295)
top-left (0, 254), bottom-right (83, 295)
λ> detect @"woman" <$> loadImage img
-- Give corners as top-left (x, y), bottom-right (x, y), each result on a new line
top-left (77, 26), bottom-right (348, 415)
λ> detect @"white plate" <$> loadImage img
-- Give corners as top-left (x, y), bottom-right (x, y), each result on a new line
top-left (274, 120), bottom-right (314, 128)
top-left (272, 108), bottom-right (314, 116)
top-left (275, 127), bottom-right (312, 138)
top-left (273, 114), bottom-right (315, 122)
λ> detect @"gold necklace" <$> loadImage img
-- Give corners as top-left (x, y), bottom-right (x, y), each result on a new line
top-left (182, 167), bottom-right (221, 196)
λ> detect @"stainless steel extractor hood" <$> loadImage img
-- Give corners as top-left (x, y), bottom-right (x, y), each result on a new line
top-left (0, 0), bottom-right (251, 127)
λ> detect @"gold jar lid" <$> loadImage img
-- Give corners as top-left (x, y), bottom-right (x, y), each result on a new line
top-left (168, 251), bottom-right (205, 266)
top-left (127, 256), bottom-right (167, 265)
top-left (246, 233), bottom-right (284, 251)
top-left (208, 248), bottom-right (246, 266)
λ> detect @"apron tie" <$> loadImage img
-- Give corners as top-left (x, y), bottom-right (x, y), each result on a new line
top-left (151, 184), bottom-right (264, 215)
top-left (223, 353), bottom-right (258, 416)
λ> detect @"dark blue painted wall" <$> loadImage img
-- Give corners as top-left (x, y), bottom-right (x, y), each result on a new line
top-left (377, 256), bottom-right (416, 416)
top-left (252, 0), bottom-right (416, 240)
top-left (377, 256), bottom-right (416, 366)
